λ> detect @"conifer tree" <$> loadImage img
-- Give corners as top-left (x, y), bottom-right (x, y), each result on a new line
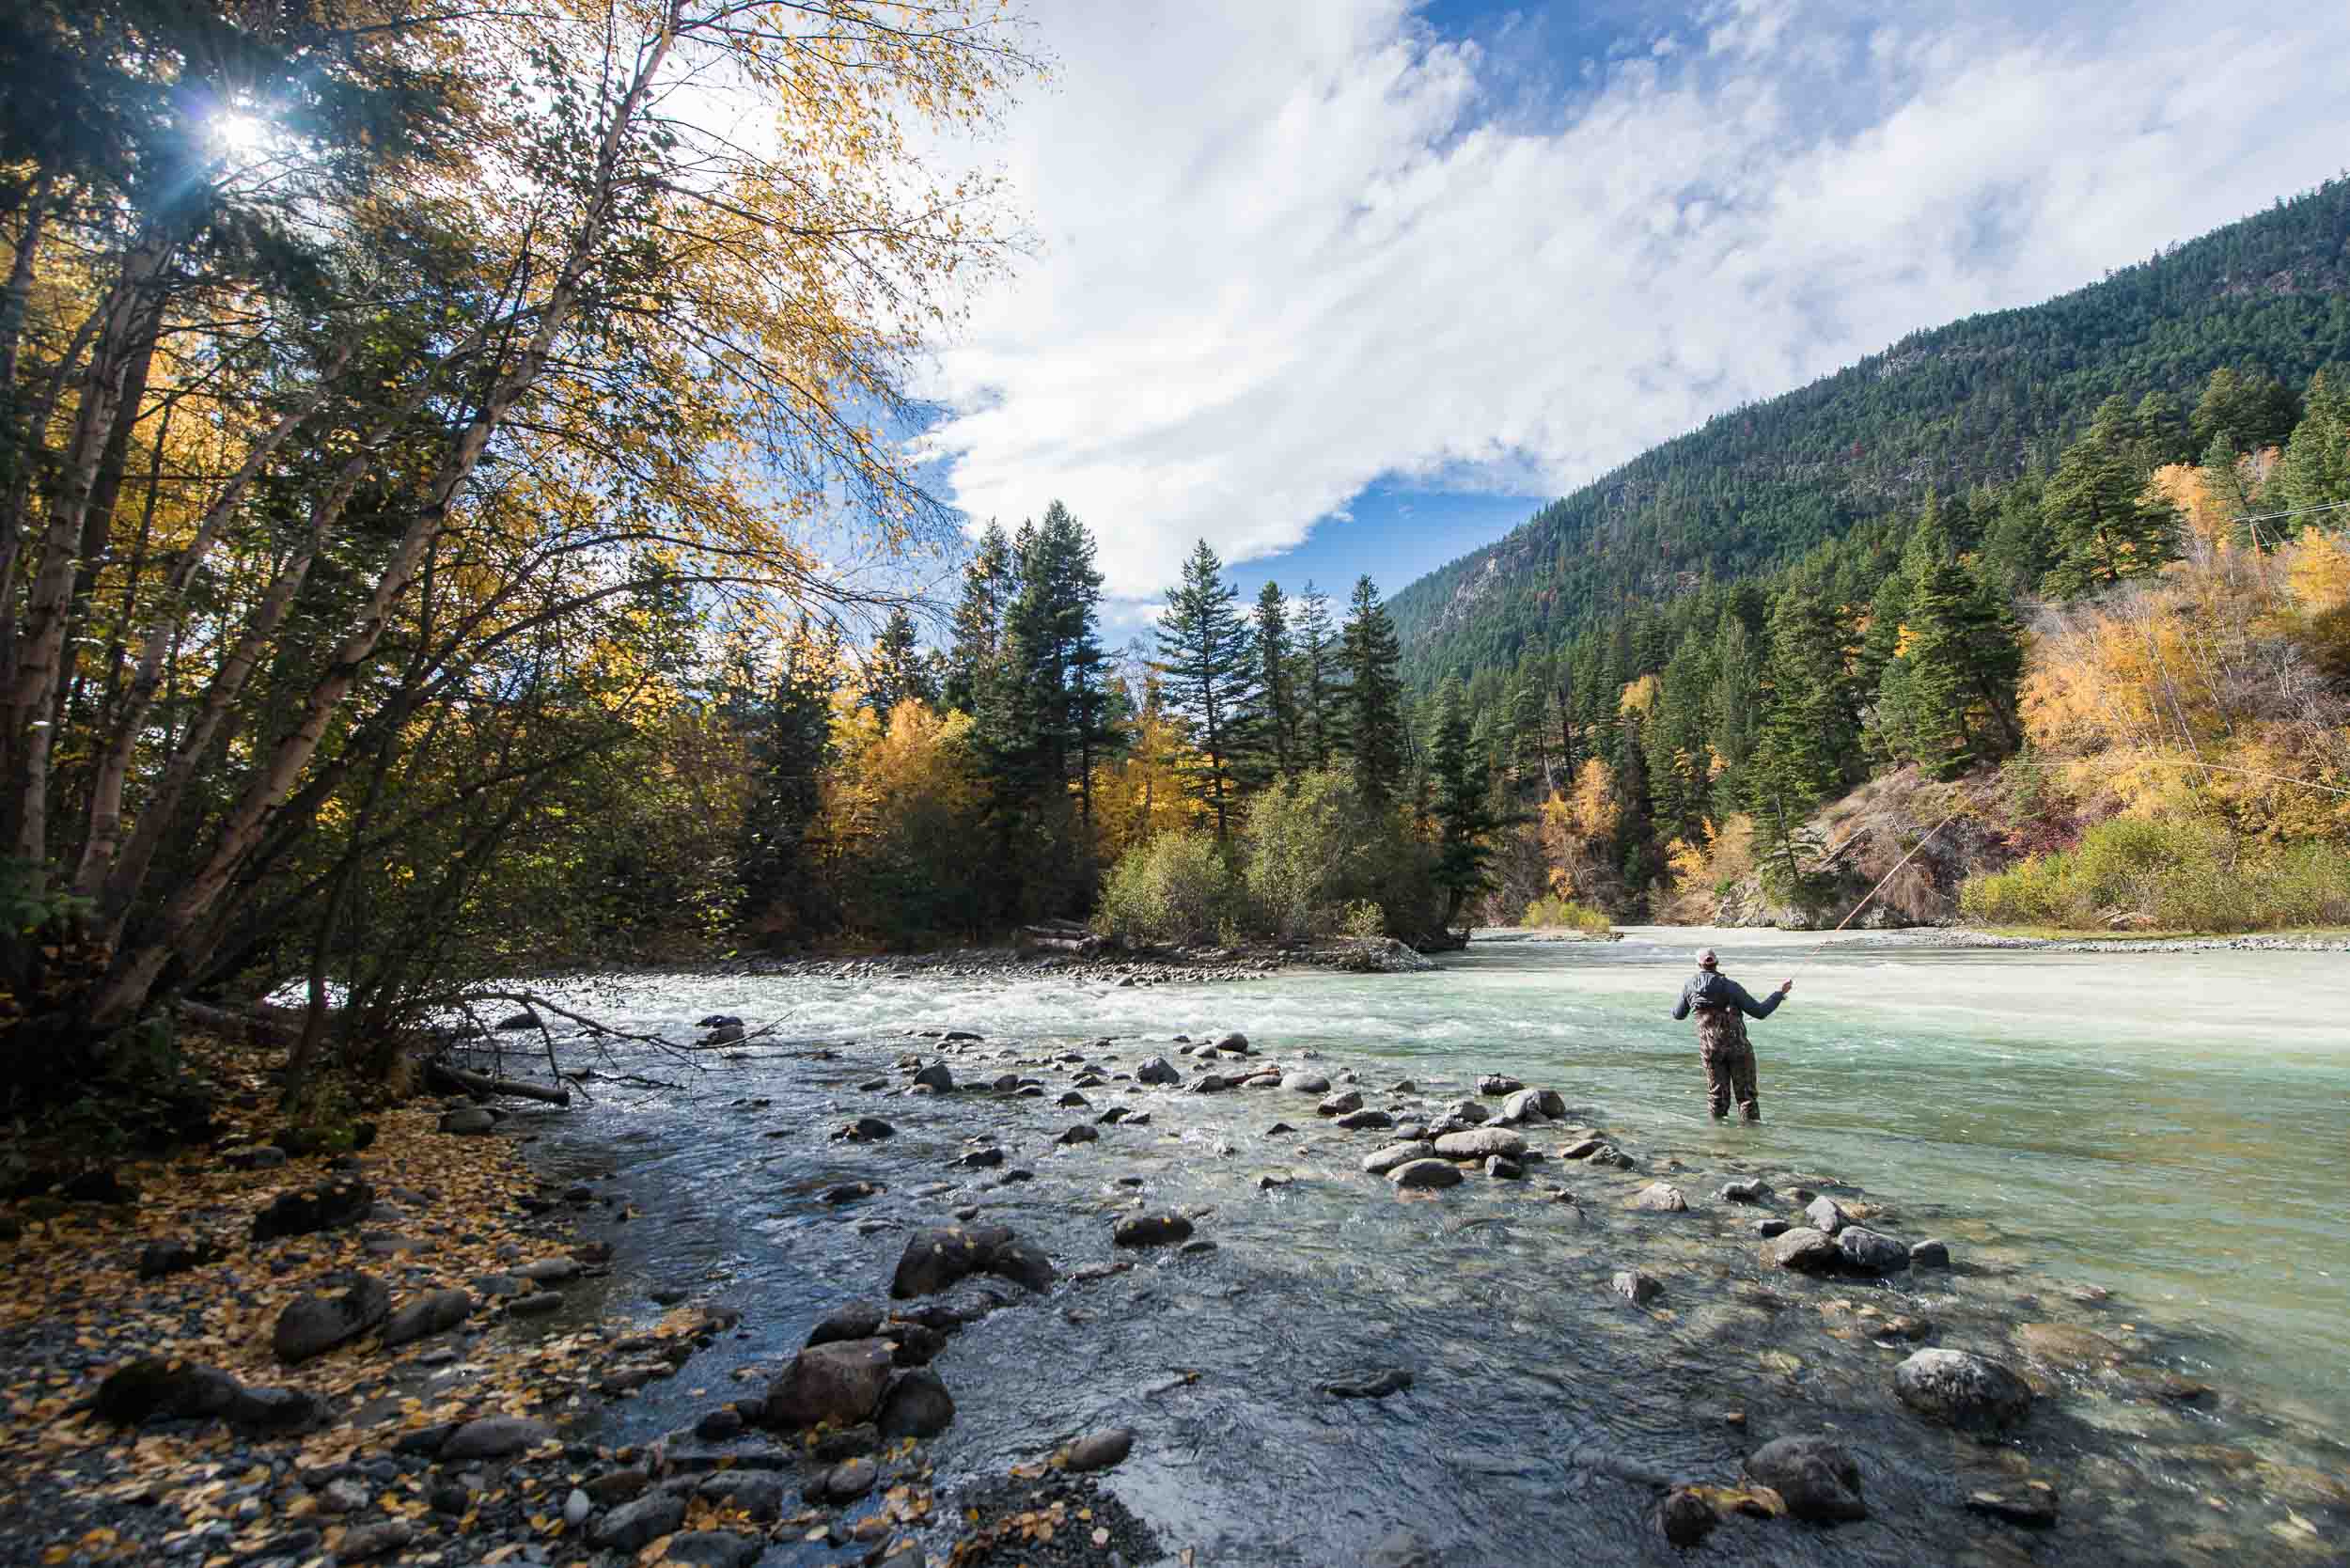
top-left (735, 626), bottom-right (842, 940)
top-left (1292, 581), bottom-right (1340, 768)
top-left (1507, 675), bottom-right (1552, 792)
top-left (862, 606), bottom-right (933, 722)
top-left (2280, 371), bottom-right (2350, 518)
top-left (1429, 679), bottom-right (1503, 929)
top-left (1252, 581), bottom-right (1299, 780)
top-left (1154, 541), bottom-right (1258, 839)
top-left (944, 522), bottom-right (1014, 713)
top-left (2041, 397), bottom-right (2177, 596)
top-left (1339, 574), bottom-right (1406, 813)
top-left (1748, 587), bottom-right (1858, 894)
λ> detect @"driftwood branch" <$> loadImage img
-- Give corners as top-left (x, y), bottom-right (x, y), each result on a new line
top-left (425, 1057), bottom-right (572, 1105)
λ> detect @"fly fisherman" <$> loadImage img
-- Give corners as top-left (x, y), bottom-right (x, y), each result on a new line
top-left (1668, 948), bottom-right (1791, 1122)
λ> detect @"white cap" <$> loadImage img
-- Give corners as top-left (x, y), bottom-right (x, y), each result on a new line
top-left (1697, 949), bottom-right (1717, 968)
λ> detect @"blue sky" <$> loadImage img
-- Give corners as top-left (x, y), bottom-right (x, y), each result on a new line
top-left (896, 0), bottom-right (2350, 641)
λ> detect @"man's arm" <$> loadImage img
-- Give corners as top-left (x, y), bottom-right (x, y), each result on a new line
top-left (1669, 982), bottom-right (1691, 1021)
top-left (1734, 980), bottom-right (1787, 1019)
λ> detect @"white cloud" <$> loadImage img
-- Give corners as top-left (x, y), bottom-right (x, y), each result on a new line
top-left (916, 0), bottom-right (2350, 602)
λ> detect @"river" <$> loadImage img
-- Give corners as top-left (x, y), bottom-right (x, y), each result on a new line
top-left (499, 926), bottom-right (2350, 1566)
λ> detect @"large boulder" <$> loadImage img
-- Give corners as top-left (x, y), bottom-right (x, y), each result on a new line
top-left (1766, 1227), bottom-right (1841, 1273)
top-left (1431, 1128), bottom-right (1526, 1161)
top-left (250, 1180), bottom-right (374, 1244)
top-left (1837, 1227), bottom-right (1910, 1274)
top-left (272, 1274), bottom-right (391, 1364)
top-left (1745, 1435), bottom-right (1869, 1522)
top-left (1280, 1072), bottom-right (1330, 1094)
top-left (875, 1368), bottom-right (955, 1438)
top-left (95, 1359), bottom-right (327, 1433)
top-left (1895, 1349), bottom-right (2035, 1434)
top-left (763, 1338), bottom-right (896, 1429)
top-left (380, 1288), bottom-right (475, 1350)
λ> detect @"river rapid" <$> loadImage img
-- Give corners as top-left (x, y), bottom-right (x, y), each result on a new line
top-left (493, 927), bottom-right (2350, 1567)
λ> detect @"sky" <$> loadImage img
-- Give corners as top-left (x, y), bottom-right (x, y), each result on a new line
top-left (903, 0), bottom-right (2350, 640)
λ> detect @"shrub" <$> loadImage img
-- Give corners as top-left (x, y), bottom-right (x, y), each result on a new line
top-left (1960, 814), bottom-right (2350, 931)
top-left (1096, 832), bottom-right (1243, 946)
top-left (1242, 770), bottom-right (1370, 939)
top-left (1520, 894), bottom-right (1613, 933)
top-left (1339, 900), bottom-right (1386, 940)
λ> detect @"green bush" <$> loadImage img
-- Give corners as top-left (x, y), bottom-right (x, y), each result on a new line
top-left (1243, 770), bottom-right (1371, 938)
top-left (1096, 832), bottom-right (1243, 946)
top-left (1961, 815), bottom-right (2350, 931)
top-left (1520, 894), bottom-right (1613, 933)
top-left (1339, 900), bottom-right (1386, 940)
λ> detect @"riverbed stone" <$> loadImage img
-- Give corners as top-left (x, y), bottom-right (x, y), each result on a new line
top-left (1335, 1108), bottom-right (1395, 1130)
top-left (1317, 1090), bottom-right (1364, 1117)
top-left (1485, 1155), bottom-right (1523, 1180)
top-left (912, 1062), bottom-right (954, 1091)
top-left (438, 1107), bottom-right (496, 1136)
top-left (1716, 1178), bottom-right (1772, 1204)
top-left (1611, 1269), bottom-right (1663, 1305)
top-left (1965, 1481), bottom-right (2060, 1528)
top-left (1056, 1124), bottom-right (1099, 1145)
top-left (1895, 1349), bottom-right (2034, 1433)
top-left (1745, 1435), bottom-right (1869, 1522)
top-left (957, 1146), bottom-right (1004, 1168)
top-left (1768, 1227), bottom-right (1841, 1272)
top-left (876, 1368), bottom-right (955, 1437)
top-left (698, 1471), bottom-right (787, 1521)
top-left (252, 1179), bottom-right (374, 1243)
top-left (440, 1416), bottom-right (554, 1462)
top-left (1439, 1098), bottom-right (1490, 1124)
top-left (1280, 1072), bottom-right (1330, 1093)
top-left (2013, 1322), bottom-right (2123, 1372)
top-left (1837, 1227), bottom-right (1911, 1274)
top-left (1804, 1196), bottom-right (1851, 1235)
top-left (592, 1493), bottom-right (687, 1551)
top-left (1136, 1058), bottom-right (1181, 1085)
top-left (1478, 1074), bottom-right (1525, 1095)
top-left (1387, 1158), bottom-right (1464, 1190)
top-left (1113, 1214), bottom-right (1193, 1247)
top-left (1627, 1182), bottom-right (1688, 1213)
top-left (890, 1225), bottom-right (1010, 1297)
top-left (1432, 1127), bottom-right (1526, 1160)
top-left (1910, 1238), bottom-right (1951, 1269)
top-left (337, 1521), bottom-right (415, 1560)
top-left (1325, 1368), bottom-right (1413, 1398)
top-left (273, 1273), bottom-right (390, 1363)
top-left (806, 1301), bottom-right (886, 1347)
top-left (1066, 1427), bottom-right (1134, 1472)
top-left (763, 1339), bottom-right (895, 1429)
top-left (1497, 1088), bottom-right (1547, 1124)
top-left (659, 1531), bottom-right (764, 1568)
top-left (1361, 1143), bottom-right (1426, 1175)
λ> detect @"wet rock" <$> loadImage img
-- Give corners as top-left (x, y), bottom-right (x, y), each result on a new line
top-left (1910, 1238), bottom-right (1951, 1269)
top-left (1534, 1089), bottom-right (1567, 1119)
top-left (1361, 1143), bottom-right (1427, 1175)
top-left (702, 1022), bottom-right (746, 1046)
top-left (1431, 1127), bottom-right (1525, 1161)
top-left (1095, 1106), bottom-right (1131, 1124)
top-left (763, 1338), bottom-right (895, 1429)
top-left (990, 1074), bottom-right (1022, 1091)
top-left (1136, 1057), bottom-right (1182, 1085)
top-left (833, 1116), bottom-right (896, 1142)
top-left (2013, 1322), bottom-right (2123, 1372)
top-left (1659, 1488), bottom-right (1718, 1548)
top-left (1804, 1195), bottom-right (1850, 1235)
top-left (1485, 1155), bottom-right (1523, 1180)
top-left (1366, 1527), bottom-right (1442, 1567)
top-left (337, 1520), bottom-right (416, 1560)
top-left (697, 1014), bottom-right (743, 1028)
top-left (440, 1416), bottom-right (554, 1462)
top-left (592, 1492), bottom-right (687, 1551)
top-left (1895, 1349), bottom-right (2034, 1434)
top-left (1756, 1217), bottom-right (1791, 1239)
top-left (660, 1531), bottom-right (763, 1568)
top-left (1317, 1089), bottom-right (1365, 1117)
top-left (1767, 1227), bottom-right (1841, 1273)
top-left (1611, 1270), bottom-right (1663, 1306)
top-left (1057, 1090), bottom-right (1089, 1107)
top-left (1335, 1107), bottom-right (1394, 1131)
top-left (1280, 1072), bottom-right (1330, 1093)
top-left (810, 1424), bottom-right (881, 1461)
top-left (912, 1062), bottom-right (954, 1091)
top-left (1113, 1214), bottom-right (1194, 1247)
top-left (1478, 1074), bottom-right (1524, 1095)
top-left (1388, 1079), bottom-right (1418, 1093)
top-left (987, 1239), bottom-right (1057, 1293)
top-left (1837, 1227), bottom-right (1911, 1274)
top-left (1325, 1368), bottom-right (1413, 1399)
top-left (821, 1181), bottom-right (884, 1206)
top-left (876, 1368), bottom-right (955, 1437)
top-left (698, 1471), bottom-right (787, 1521)
top-left (1440, 1098), bottom-right (1491, 1125)
top-left (1387, 1159), bottom-right (1464, 1190)
top-left (957, 1146), bottom-right (1004, 1169)
top-left (1056, 1124), bottom-right (1100, 1146)
top-left (1066, 1427), bottom-right (1134, 1472)
top-left (507, 1290), bottom-right (563, 1317)
top-left (890, 1225), bottom-right (1012, 1297)
top-left (1716, 1178), bottom-right (1771, 1204)
top-left (96, 1359), bottom-right (327, 1433)
top-left (1627, 1182), bottom-right (1688, 1213)
top-left (1213, 1031), bottom-right (1250, 1053)
top-left (1190, 1074), bottom-right (1235, 1093)
top-left (587, 1467), bottom-right (650, 1505)
top-left (809, 1455), bottom-right (880, 1502)
top-left (1496, 1088), bottom-right (1548, 1124)
top-left (695, 1406), bottom-right (744, 1441)
top-left (1258, 1173), bottom-right (1291, 1190)
top-left (1966, 1480), bottom-right (2060, 1528)
top-left (380, 1289), bottom-right (475, 1349)
top-left (1121, 1112), bottom-right (1152, 1127)
top-left (1745, 1435), bottom-right (1869, 1522)
top-left (137, 1235), bottom-right (219, 1279)
top-left (438, 1107), bottom-right (496, 1135)
top-left (273, 1273), bottom-right (391, 1363)
top-left (252, 1180), bottom-right (374, 1243)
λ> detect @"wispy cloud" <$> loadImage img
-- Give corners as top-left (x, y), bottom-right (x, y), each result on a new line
top-left (916, 0), bottom-right (2350, 602)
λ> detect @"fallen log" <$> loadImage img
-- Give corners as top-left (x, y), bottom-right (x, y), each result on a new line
top-left (1020, 930), bottom-right (1101, 956)
top-left (176, 999), bottom-right (304, 1045)
top-left (426, 1058), bottom-right (572, 1107)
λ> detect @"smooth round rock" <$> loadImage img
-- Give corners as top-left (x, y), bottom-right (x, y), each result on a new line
top-left (1895, 1349), bottom-right (2034, 1433)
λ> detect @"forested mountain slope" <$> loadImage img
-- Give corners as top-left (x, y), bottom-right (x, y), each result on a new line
top-left (1390, 180), bottom-right (2350, 686)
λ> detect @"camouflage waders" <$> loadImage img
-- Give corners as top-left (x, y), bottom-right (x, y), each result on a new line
top-left (1695, 1005), bottom-right (1761, 1121)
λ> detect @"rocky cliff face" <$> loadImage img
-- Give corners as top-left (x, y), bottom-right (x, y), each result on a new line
top-left (1709, 769), bottom-right (2017, 931)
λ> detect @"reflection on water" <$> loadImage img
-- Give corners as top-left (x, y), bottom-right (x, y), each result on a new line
top-left (505, 931), bottom-right (2350, 1566)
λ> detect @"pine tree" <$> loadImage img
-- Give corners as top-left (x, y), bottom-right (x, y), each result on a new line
top-left (944, 522), bottom-right (1014, 714)
top-left (2041, 398), bottom-right (2176, 596)
top-left (1507, 674), bottom-right (1551, 792)
top-left (735, 625), bottom-right (842, 942)
top-left (2280, 370), bottom-right (2350, 519)
top-left (1339, 575), bottom-right (1406, 813)
top-left (1748, 587), bottom-right (1859, 895)
top-left (1429, 679), bottom-right (1503, 929)
top-left (1251, 581), bottom-right (1298, 780)
top-left (1153, 540), bottom-right (1258, 839)
top-left (1292, 581), bottom-right (1340, 768)
top-left (862, 606), bottom-right (933, 722)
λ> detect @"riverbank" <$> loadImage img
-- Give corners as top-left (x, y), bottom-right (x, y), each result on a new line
top-left (1813, 925), bottom-right (2350, 954)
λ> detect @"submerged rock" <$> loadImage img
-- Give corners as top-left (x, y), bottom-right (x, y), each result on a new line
top-left (1388, 1158), bottom-right (1463, 1190)
top-left (1336, 1108), bottom-right (1394, 1131)
top-left (1837, 1227), bottom-right (1911, 1274)
top-left (1431, 1127), bottom-right (1525, 1161)
top-left (1910, 1238), bottom-right (1952, 1269)
top-left (1894, 1348), bottom-right (2034, 1434)
top-left (1280, 1072), bottom-right (1330, 1093)
top-left (1325, 1368), bottom-right (1413, 1399)
top-left (1136, 1057), bottom-right (1182, 1085)
top-left (1065, 1427), bottom-right (1135, 1472)
top-left (1113, 1214), bottom-right (1193, 1247)
top-left (763, 1338), bottom-right (895, 1429)
top-left (1361, 1143), bottom-right (1427, 1175)
top-left (1626, 1182), bottom-right (1688, 1213)
top-left (2013, 1322), bottom-right (2123, 1372)
top-left (1965, 1480), bottom-right (2061, 1527)
top-left (876, 1368), bottom-right (955, 1437)
top-left (1767, 1227), bottom-right (1840, 1273)
top-left (1610, 1270), bottom-right (1663, 1306)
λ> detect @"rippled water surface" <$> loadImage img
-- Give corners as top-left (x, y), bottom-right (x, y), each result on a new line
top-left (494, 928), bottom-right (2350, 1566)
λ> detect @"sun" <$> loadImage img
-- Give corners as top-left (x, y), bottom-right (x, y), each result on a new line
top-left (207, 110), bottom-right (270, 160)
